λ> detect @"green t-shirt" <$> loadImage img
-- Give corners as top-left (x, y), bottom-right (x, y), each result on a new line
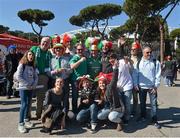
top-left (30, 46), bottom-right (52, 74)
top-left (87, 57), bottom-right (102, 79)
top-left (69, 54), bottom-right (87, 81)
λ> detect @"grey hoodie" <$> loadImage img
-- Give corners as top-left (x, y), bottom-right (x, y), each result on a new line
top-left (16, 63), bottom-right (38, 88)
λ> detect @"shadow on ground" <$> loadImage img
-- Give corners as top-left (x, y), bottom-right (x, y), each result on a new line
top-left (0, 98), bottom-right (180, 135)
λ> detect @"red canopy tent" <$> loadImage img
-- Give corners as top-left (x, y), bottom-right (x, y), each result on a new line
top-left (0, 33), bottom-right (38, 53)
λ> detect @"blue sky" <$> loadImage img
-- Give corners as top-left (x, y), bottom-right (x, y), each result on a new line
top-left (0, 0), bottom-right (180, 36)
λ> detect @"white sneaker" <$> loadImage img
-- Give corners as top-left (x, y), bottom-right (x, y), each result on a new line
top-left (90, 123), bottom-right (97, 134)
top-left (24, 121), bottom-right (34, 128)
top-left (18, 125), bottom-right (27, 133)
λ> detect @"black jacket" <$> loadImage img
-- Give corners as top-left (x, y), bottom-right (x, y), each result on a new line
top-left (4, 54), bottom-right (19, 79)
top-left (95, 68), bottom-right (125, 113)
top-left (106, 68), bottom-right (125, 113)
top-left (78, 88), bottom-right (96, 110)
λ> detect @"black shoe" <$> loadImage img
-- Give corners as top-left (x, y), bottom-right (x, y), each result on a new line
top-left (154, 122), bottom-right (161, 129)
top-left (35, 116), bottom-right (41, 120)
top-left (136, 117), bottom-right (146, 122)
top-left (40, 128), bottom-right (51, 133)
top-left (87, 123), bottom-right (91, 129)
top-left (123, 120), bottom-right (129, 126)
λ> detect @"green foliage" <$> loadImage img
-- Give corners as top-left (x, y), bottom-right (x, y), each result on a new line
top-left (69, 15), bottom-right (84, 27)
top-left (75, 31), bottom-right (101, 44)
top-left (79, 3), bottom-right (121, 21)
top-left (170, 28), bottom-right (180, 39)
top-left (109, 17), bottom-right (162, 42)
top-left (0, 25), bottom-right (9, 33)
top-left (109, 25), bottom-right (129, 40)
top-left (18, 9), bottom-right (54, 26)
top-left (176, 48), bottom-right (180, 59)
top-left (0, 24), bottom-right (38, 43)
top-left (123, 0), bottom-right (149, 19)
top-left (69, 3), bottom-right (121, 38)
top-left (17, 9), bottom-right (54, 42)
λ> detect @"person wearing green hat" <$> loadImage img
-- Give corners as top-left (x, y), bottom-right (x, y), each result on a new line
top-left (48, 43), bottom-right (72, 114)
top-left (30, 36), bottom-right (52, 119)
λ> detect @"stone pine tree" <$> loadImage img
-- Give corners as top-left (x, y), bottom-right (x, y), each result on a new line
top-left (170, 28), bottom-right (180, 39)
top-left (18, 9), bottom-right (55, 43)
top-left (69, 3), bottom-right (121, 39)
top-left (122, 0), bottom-right (180, 62)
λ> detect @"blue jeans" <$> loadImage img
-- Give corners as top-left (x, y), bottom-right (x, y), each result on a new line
top-left (76, 104), bottom-right (98, 124)
top-left (6, 79), bottom-right (13, 97)
top-left (97, 107), bottom-right (110, 120)
top-left (63, 78), bottom-right (70, 113)
top-left (164, 76), bottom-right (173, 86)
top-left (19, 90), bottom-right (33, 123)
top-left (139, 88), bottom-right (157, 120)
top-left (71, 80), bottom-right (78, 113)
top-left (119, 90), bottom-right (132, 121)
top-left (108, 111), bottom-right (123, 123)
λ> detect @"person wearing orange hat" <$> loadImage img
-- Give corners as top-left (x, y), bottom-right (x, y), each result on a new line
top-left (63, 34), bottom-right (76, 56)
top-left (51, 34), bottom-right (61, 46)
top-left (87, 45), bottom-right (102, 80)
top-left (48, 43), bottom-right (72, 114)
top-left (130, 41), bottom-right (142, 117)
top-left (101, 41), bottom-right (114, 75)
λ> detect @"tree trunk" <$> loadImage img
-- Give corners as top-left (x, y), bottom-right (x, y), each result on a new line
top-left (159, 23), bottom-right (164, 63)
top-left (134, 24), bottom-right (139, 41)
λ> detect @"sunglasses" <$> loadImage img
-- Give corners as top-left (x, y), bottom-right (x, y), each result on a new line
top-left (131, 49), bottom-right (136, 51)
top-left (77, 49), bottom-right (83, 51)
top-left (146, 51), bottom-right (152, 54)
top-left (55, 48), bottom-right (63, 51)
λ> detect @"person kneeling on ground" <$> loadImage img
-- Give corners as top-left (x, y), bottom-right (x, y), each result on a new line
top-left (40, 77), bottom-right (66, 134)
top-left (76, 75), bottom-right (98, 133)
top-left (95, 59), bottom-right (125, 131)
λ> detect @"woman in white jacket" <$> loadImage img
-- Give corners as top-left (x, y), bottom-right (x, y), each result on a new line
top-left (117, 58), bottom-right (133, 125)
top-left (16, 50), bottom-right (38, 133)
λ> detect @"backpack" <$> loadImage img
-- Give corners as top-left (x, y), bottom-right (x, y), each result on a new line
top-left (12, 64), bottom-right (25, 90)
top-left (136, 58), bottom-right (157, 85)
top-left (137, 59), bottom-right (156, 70)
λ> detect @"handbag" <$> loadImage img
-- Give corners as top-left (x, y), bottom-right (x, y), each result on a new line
top-left (43, 117), bottom-right (53, 128)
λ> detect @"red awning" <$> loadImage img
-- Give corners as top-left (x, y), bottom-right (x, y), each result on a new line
top-left (0, 33), bottom-right (38, 53)
top-left (0, 33), bottom-right (38, 45)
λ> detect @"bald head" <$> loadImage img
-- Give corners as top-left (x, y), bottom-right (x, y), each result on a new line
top-left (40, 37), bottom-right (51, 51)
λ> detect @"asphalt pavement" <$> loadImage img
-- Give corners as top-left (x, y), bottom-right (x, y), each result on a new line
top-left (0, 74), bottom-right (180, 137)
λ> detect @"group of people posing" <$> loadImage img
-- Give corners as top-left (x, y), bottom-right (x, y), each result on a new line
top-left (3, 35), bottom-right (165, 134)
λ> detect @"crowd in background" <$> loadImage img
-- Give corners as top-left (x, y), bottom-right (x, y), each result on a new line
top-left (0, 34), bottom-right (180, 135)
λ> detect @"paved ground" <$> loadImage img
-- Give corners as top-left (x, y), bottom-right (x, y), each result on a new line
top-left (0, 74), bottom-right (180, 137)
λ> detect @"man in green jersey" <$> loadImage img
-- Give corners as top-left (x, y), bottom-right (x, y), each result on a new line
top-left (30, 36), bottom-right (52, 119)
